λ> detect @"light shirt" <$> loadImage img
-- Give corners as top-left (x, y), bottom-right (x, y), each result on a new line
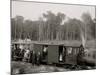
top-left (24, 49), bottom-right (30, 58)
top-left (43, 47), bottom-right (47, 52)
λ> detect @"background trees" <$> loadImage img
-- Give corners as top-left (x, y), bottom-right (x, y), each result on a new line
top-left (81, 13), bottom-right (96, 40)
top-left (11, 11), bottom-right (96, 41)
top-left (42, 11), bottom-right (65, 41)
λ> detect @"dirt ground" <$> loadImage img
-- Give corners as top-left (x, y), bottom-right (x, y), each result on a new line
top-left (11, 61), bottom-right (95, 75)
top-left (11, 61), bottom-right (69, 75)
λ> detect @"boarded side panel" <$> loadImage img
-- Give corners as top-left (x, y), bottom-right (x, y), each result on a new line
top-left (34, 44), bottom-right (43, 53)
top-left (47, 45), bottom-right (58, 64)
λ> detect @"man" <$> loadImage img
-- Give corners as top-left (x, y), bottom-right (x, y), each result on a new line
top-left (77, 44), bottom-right (85, 65)
top-left (79, 44), bottom-right (85, 57)
top-left (23, 48), bottom-right (30, 62)
top-left (19, 44), bottom-right (24, 61)
top-left (31, 51), bottom-right (36, 65)
top-left (29, 50), bottom-right (32, 63)
top-left (43, 45), bottom-right (48, 57)
top-left (36, 52), bottom-right (41, 65)
top-left (59, 46), bottom-right (66, 62)
top-left (14, 44), bottom-right (21, 61)
top-left (19, 48), bottom-right (25, 61)
top-left (11, 45), bottom-right (15, 61)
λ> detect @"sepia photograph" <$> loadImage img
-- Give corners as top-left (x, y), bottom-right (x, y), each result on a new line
top-left (11, 0), bottom-right (96, 75)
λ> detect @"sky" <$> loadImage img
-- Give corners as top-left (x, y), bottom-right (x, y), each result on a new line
top-left (12, 1), bottom-right (96, 21)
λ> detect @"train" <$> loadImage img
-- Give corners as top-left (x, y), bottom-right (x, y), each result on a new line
top-left (11, 41), bottom-right (96, 67)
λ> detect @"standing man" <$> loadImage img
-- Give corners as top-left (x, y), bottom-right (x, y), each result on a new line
top-left (31, 51), bottom-right (36, 65)
top-left (77, 44), bottom-right (85, 65)
top-left (36, 52), bottom-right (41, 66)
top-left (29, 50), bottom-right (33, 63)
top-left (42, 45), bottom-right (48, 60)
top-left (19, 44), bottom-right (24, 61)
top-left (23, 48), bottom-right (30, 62)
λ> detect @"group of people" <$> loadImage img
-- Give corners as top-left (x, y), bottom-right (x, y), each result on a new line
top-left (11, 44), bottom-right (30, 62)
top-left (11, 44), bottom-right (85, 66)
top-left (11, 44), bottom-right (41, 65)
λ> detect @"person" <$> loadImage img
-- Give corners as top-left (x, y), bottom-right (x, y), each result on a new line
top-left (36, 52), bottom-right (41, 65)
top-left (59, 53), bottom-right (63, 62)
top-left (11, 45), bottom-right (15, 61)
top-left (19, 48), bottom-right (25, 61)
top-left (23, 48), bottom-right (30, 62)
top-left (77, 44), bottom-right (85, 65)
top-left (59, 46), bottom-right (62, 62)
top-left (59, 46), bottom-right (66, 62)
top-left (43, 45), bottom-right (48, 56)
top-left (79, 44), bottom-right (85, 57)
top-left (62, 47), bottom-right (66, 62)
top-left (31, 51), bottom-right (36, 65)
top-left (29, 50), bottom-right (32, 63)
top-left (43, 45), bottom-right (47, 51)
top-left (14, 44), bottom-right (21, 61)
top-left (18, 44), bottom-right (25, 61)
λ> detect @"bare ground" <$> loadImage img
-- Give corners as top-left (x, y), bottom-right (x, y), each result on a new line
top-left (11, 61), bottom-right (68, 75)
top-left (11, 61), bottom-right (95, 75)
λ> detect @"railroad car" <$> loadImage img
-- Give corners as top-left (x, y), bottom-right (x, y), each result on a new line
top-left (11, 41), bottom-right (96, 67)
top-left (33, 43), bottom-right (81, 65)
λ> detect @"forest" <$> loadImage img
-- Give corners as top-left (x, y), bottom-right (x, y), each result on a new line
top-left (11, 11), bottom-right (96, 42)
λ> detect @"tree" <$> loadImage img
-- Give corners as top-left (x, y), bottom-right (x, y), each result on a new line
top-left (43, 11), bottom-right (65, 40)
top-left (63, 18), bottom-right (83, 40)
top-left (81, 12), bottom-right (96, 40)
top-left (11, 12), bottom-right (95, 42)
top-left (15, 16), bottom-right (24, 39)
top-left (11, 18), bottom-right (16, 40)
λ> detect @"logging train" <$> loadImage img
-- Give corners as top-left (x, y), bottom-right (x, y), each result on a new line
top-left (11, 41), bottom-right (96, 67)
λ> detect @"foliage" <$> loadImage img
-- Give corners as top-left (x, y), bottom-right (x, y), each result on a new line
top-left (11, 12), bottom-right (96, 41)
